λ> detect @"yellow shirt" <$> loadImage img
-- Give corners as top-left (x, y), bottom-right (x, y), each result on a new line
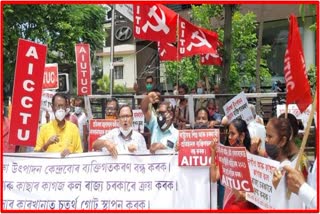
top-left (34, 120), bottom-right (83, 153)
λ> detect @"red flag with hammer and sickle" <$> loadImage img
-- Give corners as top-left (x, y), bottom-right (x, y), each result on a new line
top-left (133, 4), bottom-right (177, 43)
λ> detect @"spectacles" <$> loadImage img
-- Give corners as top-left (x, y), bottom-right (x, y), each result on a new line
top-left (119, 115), bottom-right (132, 120)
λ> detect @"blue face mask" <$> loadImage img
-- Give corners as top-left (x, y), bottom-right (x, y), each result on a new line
top-left (197, 88), bottom-right (203, 94)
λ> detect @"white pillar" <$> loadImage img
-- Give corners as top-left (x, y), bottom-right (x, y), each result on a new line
top-left (303, 17), bottom-right (315, 70)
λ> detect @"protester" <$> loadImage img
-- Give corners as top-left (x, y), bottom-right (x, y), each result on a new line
top-left (283, 163), bottom-right (317, 209)
top-left (72, 96), bottom-right (89, 152)
top-left (93, 105), bottom-right (147, 158)
top-left (195, 80), bottom-right (208, 111)
top-left (105, 98), bottom-right (119, 119)
top-left (264, 117), bottom-right (304, 209)
top-left (206, 99), bottom-right (222, 125)
top-left (3, 113), bottom-right (16, 152)
top-left (141, 91), bottom-right (178, 154)
top-left (174, 84), bottom-right (189, 129)
top-left (210, 119), bottom-right (258, 210)
top-left (278, 113), bottom-right (309, 179)
top-left (65, 96), bottom-right (78, 127)
top-left (34, 93), bottom-right (83, 157)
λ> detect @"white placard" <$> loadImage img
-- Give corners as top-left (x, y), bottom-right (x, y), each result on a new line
top-left (276, 104), bottom-right (312, 130)
top-left (246, 153), bottom-right (280, 209)
top-left (3, 152), bottom-right (213, 210)
top-left (133, 109), bottom-right (144, 133)
top-left (223, 92), bottom-right (254, 124)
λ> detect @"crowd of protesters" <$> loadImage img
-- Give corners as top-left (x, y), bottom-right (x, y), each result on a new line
top-left (2, 76), bottom-right (317, 210)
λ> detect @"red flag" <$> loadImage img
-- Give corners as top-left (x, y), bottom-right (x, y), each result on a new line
top-left (133, 4), bottom-right (177, 43)
top-left (158, 42), bottom-right (180, 61)
top-left (284, 14), bottom-right (312, 112)
top-left (178, 16), bottom-right (219, 57)
top-left (200, 52), bottom-right (223, 66)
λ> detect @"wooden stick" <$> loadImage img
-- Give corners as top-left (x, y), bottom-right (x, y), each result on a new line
top-left (285, 104), bottom-right (288, 119)
top-left (286, 89), bottom-right (317, 199)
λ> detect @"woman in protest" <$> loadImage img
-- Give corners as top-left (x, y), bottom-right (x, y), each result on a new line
top-left (278, 113), bottom-right (309, 180)
top-left (210, 118), bottom-right (259, 210)
top-left (264, 117), bottom-right (304, 209)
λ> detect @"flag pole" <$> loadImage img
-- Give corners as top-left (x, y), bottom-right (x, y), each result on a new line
top-left (287, 88), bottom-right (317, 199)
top-left (285, 104), bottom-right (288, 119)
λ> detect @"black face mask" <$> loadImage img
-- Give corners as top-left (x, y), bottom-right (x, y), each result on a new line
top-left (194, 122), bottom-right (209, 129)
top-left (152, 103), bottom-right (159, 110)
top-left (265, 143), bottom-right (280, 160)
top-left (157, 113), bottom-right (167, 130)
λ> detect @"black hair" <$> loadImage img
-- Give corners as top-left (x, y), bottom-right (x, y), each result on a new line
top-left (178, 84), bottom-right (189, 94)
top-left (106, 97), bottom-right (119, 111)
top-left (117, 104), bottom-right (133, 116)
top-left (225, 118), bottom-right (251, 152)
top-left (52, 93), bottom-right (68, 105)
top-left (278, 113), bottom-right (299, 138)
top-left (268, 117), bottom-right (292, 158)
top-left (145, 75), bottom-right (153, 82)
top-left (195, 107), bottom-right (209, 120)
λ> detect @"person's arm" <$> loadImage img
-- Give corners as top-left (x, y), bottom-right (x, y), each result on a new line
top-left (141, 92), bottom-right (159, 124)
top-left (92, 132), bottom-right (118, 158)
top-left (283, 165), bottom-right (317, 208)
top-left (210, 142), bottom-right (220, 182)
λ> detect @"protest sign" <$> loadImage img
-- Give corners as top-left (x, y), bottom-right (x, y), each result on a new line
top-left (246, 153), bottom-right (279, 209)
top-left (9, 39), bottom-right (47, 147)
top-left (88, 119), bottom-right (118, 151)
top-left (277, 104), bottom-right (312, 130)
top-left (216, 144), bottom-right (253, 192)
top-left (133, 109), bottom-right (144, 133)
top-left (75, 43), bottom-right (92, 96)
top-left (40, 90), bottom-right (56, 124)
top-left (178, 129), bottom-right (219, 166)
top-left (223, 92), bottom-right (254, 124)
top-left (43, 63), bottom-right (58, 89)
top-left (3, 152), bottom-right (213, 210)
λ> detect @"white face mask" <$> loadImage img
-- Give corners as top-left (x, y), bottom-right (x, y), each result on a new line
top-left (55, 109), bottom-right (66, 121)
top-left (74, 107), bottom-right (82, 114)
top-left (119, 127), bottom-right (132, 137)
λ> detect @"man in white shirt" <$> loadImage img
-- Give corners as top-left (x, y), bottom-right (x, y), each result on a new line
top-left (92, 105), bottom-right (147, 158)
top-left (72, 97), bottom-right (88, 152)
top-left (283, 162), bottom-right (317, 209)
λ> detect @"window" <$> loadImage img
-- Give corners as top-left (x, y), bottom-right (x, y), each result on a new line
top-left (114, 66), bottom-right (123, 79)
top-left (114, 57), bottom-right (123, 63)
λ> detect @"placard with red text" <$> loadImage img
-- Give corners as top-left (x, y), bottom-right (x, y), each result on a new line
top-left (216, 144), bottom-right (254, 192)
top-left (178, 129), bottom-right (219, 166)
top-left (88, 119), bottom-right (118, 151)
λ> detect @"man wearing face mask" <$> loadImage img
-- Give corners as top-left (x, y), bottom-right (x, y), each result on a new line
top-left (195, 80), bottom-right (208, 112)
top-left (34, 93), bottom-right (83, 157)
top-left (141, 92), bottom-right (179, 154)
top-left (71, 97), bottom-right (89, 152)
top-left (92, 105), bottom-right (147, 158)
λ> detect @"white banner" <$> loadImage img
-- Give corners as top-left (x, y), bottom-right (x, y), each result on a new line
top-left (3, 152), bottom-right (214, 210)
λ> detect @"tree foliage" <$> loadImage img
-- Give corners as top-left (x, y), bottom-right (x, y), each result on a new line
top-left (3, 4), bottom-right (106, 97)
top-left (96, 74), bottom-right (126, 94)
top-left (164, 5), bottom-right (271, 93)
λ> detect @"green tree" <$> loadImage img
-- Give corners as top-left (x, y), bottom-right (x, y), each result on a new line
top-left (3, 4), bottom-right (106, 97)
top-left (96, 74), bottom-right (126, 94)
top-left (164, 4), bottom-right (271, 93)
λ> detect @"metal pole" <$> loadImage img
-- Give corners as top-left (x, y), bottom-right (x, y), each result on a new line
top-left (109, 5), bottom-right (115, 96)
